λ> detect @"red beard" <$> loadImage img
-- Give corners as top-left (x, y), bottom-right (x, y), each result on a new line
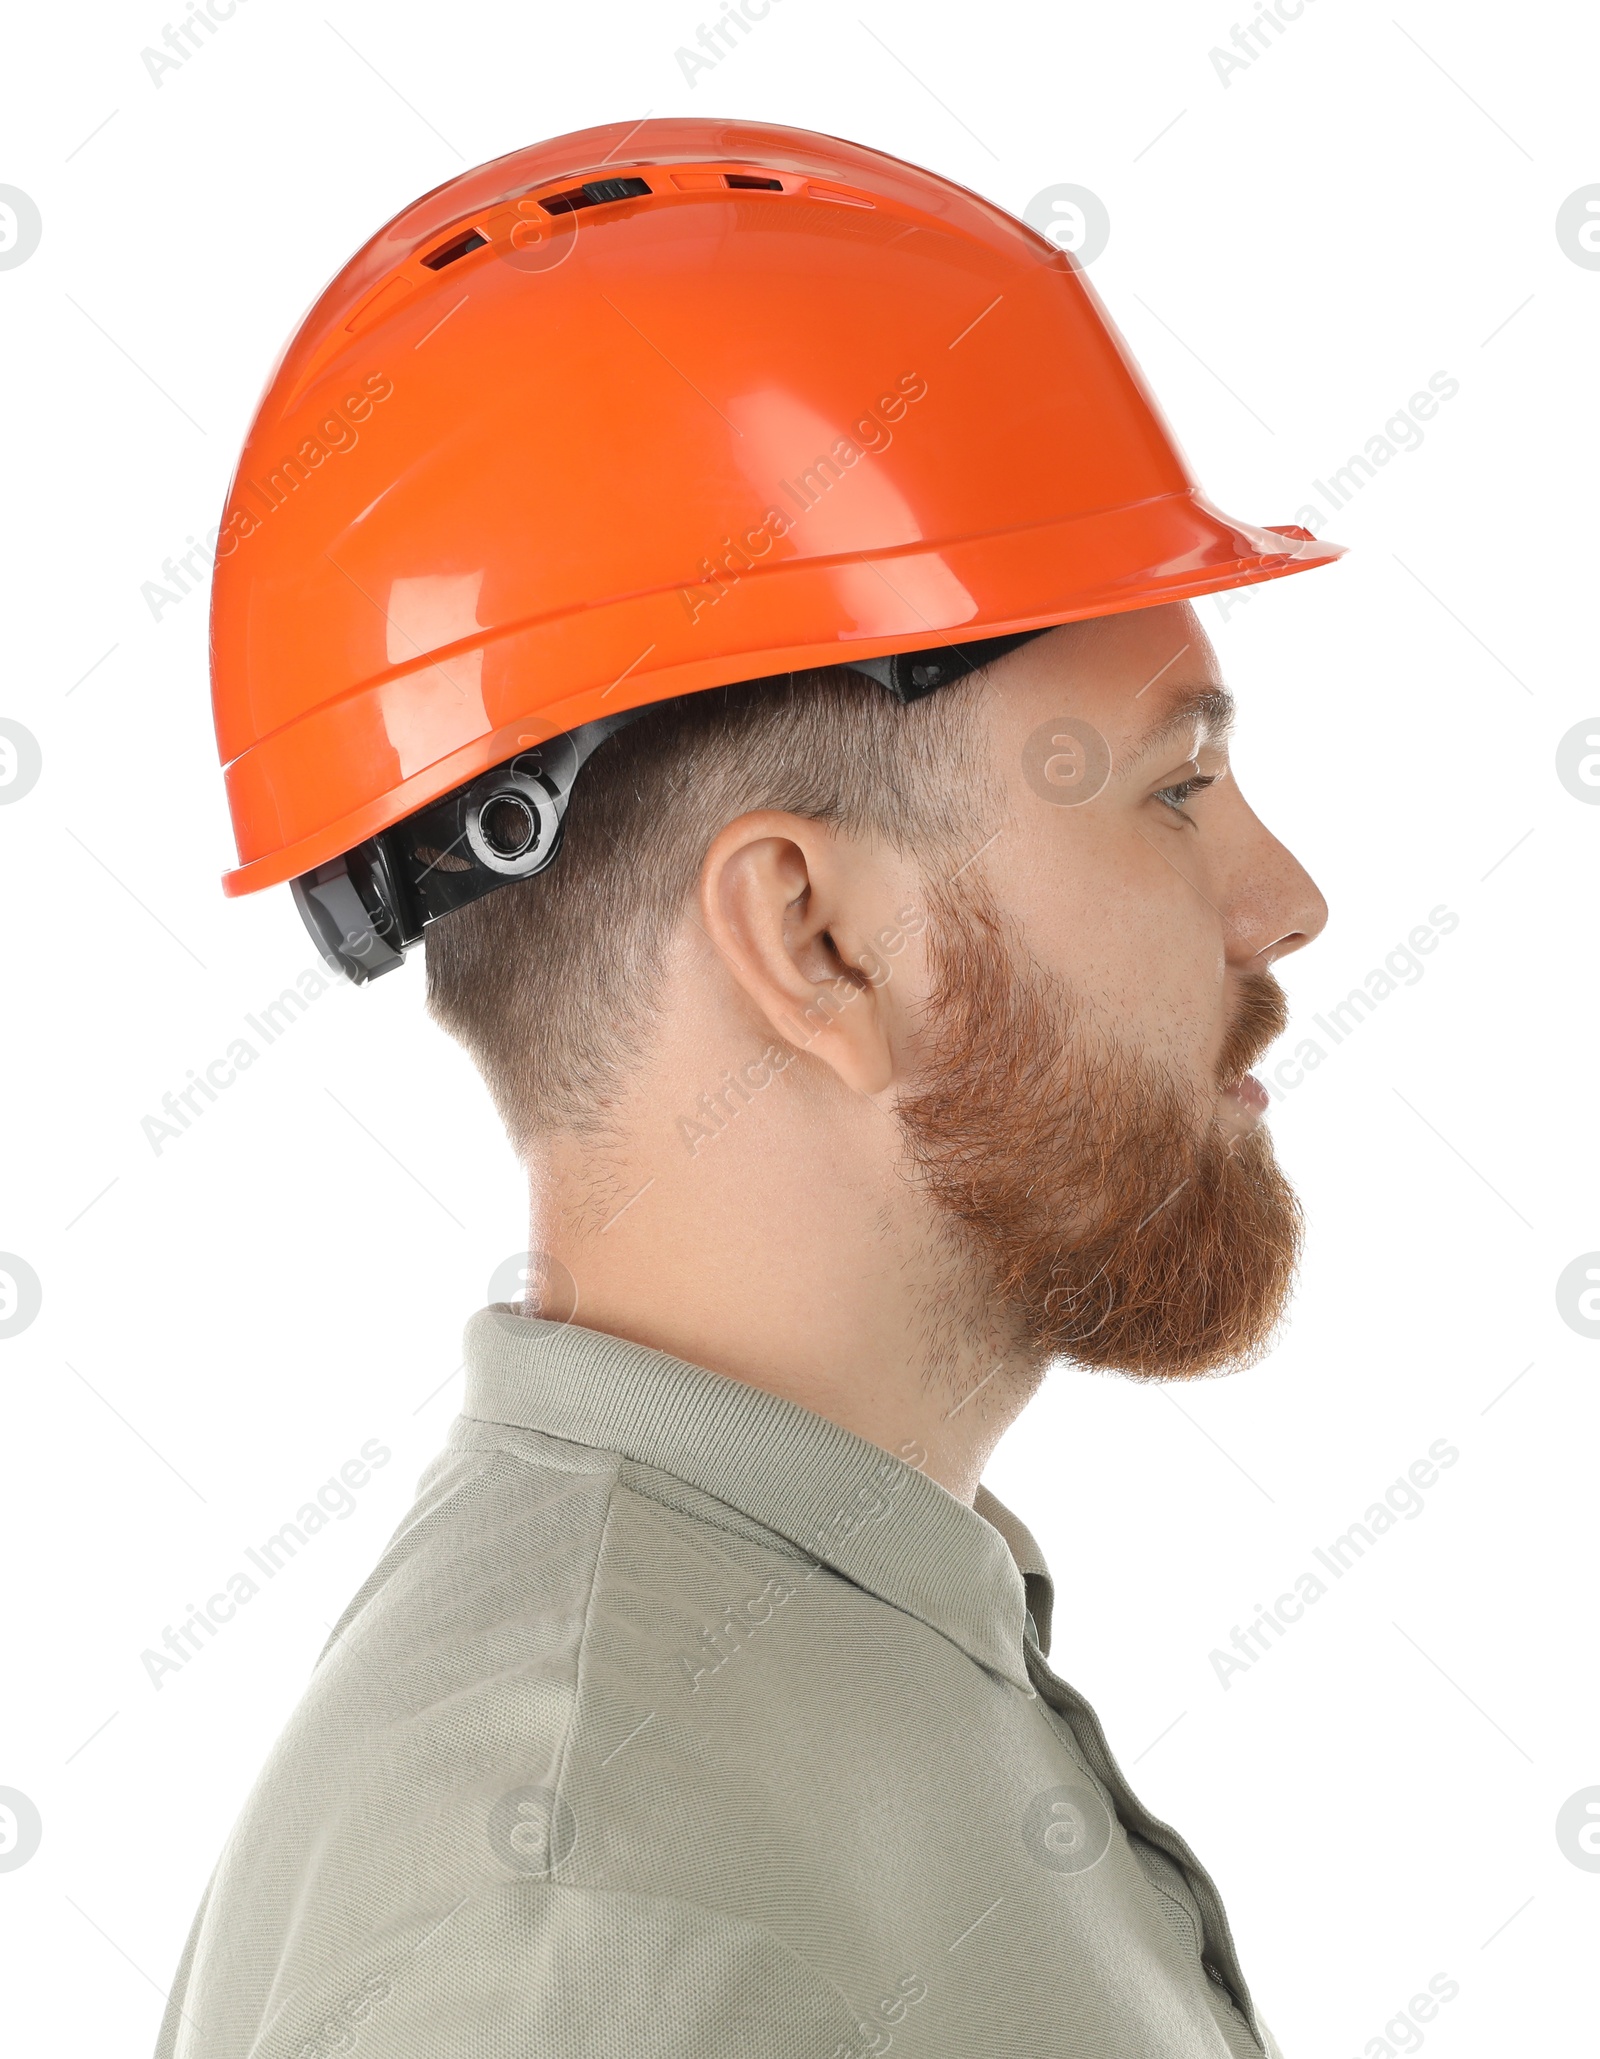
top-left (895, 881), bottom-right (1302, 1381)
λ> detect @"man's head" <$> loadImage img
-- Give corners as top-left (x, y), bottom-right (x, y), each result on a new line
top-left (426, 599), bottom-right (1325, 1390)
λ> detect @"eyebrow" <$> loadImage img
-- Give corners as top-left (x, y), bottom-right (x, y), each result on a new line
top-left (1121, 684), bottom-right (1236, 771)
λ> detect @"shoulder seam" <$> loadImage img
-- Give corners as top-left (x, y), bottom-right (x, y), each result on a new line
top-left (479, 1875), bottom-right (881, 2033)
top-left (614, 1459), bottom-right (823, 1569)
top-left (548, 1461), bottom-right (624, 1810)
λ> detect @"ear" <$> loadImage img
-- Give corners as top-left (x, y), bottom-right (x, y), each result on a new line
top-left (698, 812), bottom-right (898, 1098)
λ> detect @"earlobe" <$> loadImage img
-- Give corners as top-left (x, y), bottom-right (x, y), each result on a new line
top-left (698, 813), bottom-right (898, 1098)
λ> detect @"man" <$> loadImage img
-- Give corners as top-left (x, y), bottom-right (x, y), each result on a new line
top-left (160, 118), bottom-right (1338, 2057)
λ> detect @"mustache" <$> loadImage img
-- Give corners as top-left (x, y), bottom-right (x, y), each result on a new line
top-left (1217, 970), bottom-right (1289, 1086)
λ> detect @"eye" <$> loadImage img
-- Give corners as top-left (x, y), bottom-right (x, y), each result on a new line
top-left (1153, 772), bottom-right (1219, 815)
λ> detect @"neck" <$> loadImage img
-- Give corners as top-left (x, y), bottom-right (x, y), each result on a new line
top-left (526, 1064), bottom-right (1041, 1506)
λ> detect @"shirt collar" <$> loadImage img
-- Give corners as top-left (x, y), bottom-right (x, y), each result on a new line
top-left (463, 1307), bottom-right (1044, 1691)
top-left (972, 1485), bottom-right (1056, 1657)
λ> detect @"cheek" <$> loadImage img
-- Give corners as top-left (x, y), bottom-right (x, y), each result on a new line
top-left (1008, 825), bottom-right (1225, 1067)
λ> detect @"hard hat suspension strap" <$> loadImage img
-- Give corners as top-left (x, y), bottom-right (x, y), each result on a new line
top-left (291, 628), bottom-right (1052, 985)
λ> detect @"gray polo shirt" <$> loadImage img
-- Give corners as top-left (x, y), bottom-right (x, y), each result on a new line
top-left (156, 1310), bottom-right (1284, 2058)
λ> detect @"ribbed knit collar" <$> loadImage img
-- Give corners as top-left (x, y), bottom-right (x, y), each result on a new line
top-left (462, 1307), bottom-right (1054, 1692)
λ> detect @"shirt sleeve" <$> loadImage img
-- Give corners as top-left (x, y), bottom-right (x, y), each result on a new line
top-left (253, 1881), bottom-right (885, 2059)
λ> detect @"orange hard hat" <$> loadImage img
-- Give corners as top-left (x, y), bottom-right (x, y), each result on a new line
top-left (210, 116), bottom-right (1342, 978)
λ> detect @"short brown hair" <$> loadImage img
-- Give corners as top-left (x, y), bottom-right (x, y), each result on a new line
top-left (424, 666), bottom-right (1003, 1153)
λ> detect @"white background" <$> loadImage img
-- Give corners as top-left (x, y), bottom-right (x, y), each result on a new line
top-left (1, 1), bottom-right (1596, 2053)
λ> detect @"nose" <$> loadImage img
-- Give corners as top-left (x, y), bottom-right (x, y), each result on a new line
top-left (1224, 811), bottom-right (1328, 970)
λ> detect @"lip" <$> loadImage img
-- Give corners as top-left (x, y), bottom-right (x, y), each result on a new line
top-left (1222, 1072), bottom-right (1270, 1115)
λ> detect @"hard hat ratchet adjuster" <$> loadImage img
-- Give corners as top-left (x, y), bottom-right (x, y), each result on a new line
top-left (292, 708), bottom-right (643, 985)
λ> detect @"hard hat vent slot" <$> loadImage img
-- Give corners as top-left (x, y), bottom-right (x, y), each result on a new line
top-left (541, 176), bottom-right (652, 216)
top-left (724, 174), bottom-right (783, 190)
top-left (422, 228), bottom-right (489, 270)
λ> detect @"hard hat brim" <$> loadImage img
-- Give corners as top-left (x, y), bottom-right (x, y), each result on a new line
top-left (221, 490), bottom-right (1340, 897)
